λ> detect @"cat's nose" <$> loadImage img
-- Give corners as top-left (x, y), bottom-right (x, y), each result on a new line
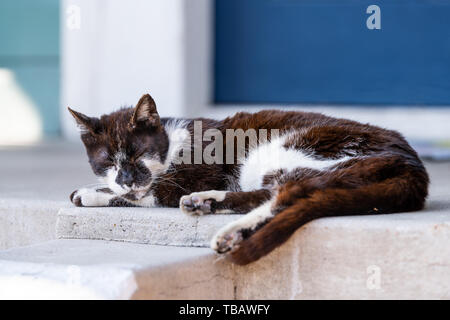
top-left (116, 169), bottom-right (134, 188)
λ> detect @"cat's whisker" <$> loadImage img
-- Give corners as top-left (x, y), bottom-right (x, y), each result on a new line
top-left (152, 177), bottom-right (189, 193)
top-left (213, 255), bottom-right (227, 264)
top-left (156, 181), bottom-right (188, 193)
top-left (79, 183), bottom-right (109, 189)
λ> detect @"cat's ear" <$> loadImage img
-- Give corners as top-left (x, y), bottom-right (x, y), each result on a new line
top-left (68, 107), bottom-right (100, 134)
top-left (129, 94), bottom-right (160, 129)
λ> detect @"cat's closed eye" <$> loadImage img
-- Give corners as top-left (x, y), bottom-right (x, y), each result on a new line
top-left (88, 148), bottom-right (115, 175)
top-left (96, 149), bottom-right (113, 162)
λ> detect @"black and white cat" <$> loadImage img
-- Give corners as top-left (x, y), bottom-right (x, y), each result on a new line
top-left (69, 94), bottom-right (429, 264)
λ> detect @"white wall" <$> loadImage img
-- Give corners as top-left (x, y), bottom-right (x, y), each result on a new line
top-left (61, 0), bottom-right (189, 140)
top-left (62, 0), bottom-right (450, 141)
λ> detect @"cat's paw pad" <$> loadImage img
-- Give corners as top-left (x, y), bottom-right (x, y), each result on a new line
top-left (180, 194), bottom-right (215, 216)
top-left (211, 228), bottom-right (244, 254)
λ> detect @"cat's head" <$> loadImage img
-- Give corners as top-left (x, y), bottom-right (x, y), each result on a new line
top-left (69, 94), bottom-right (169, 199)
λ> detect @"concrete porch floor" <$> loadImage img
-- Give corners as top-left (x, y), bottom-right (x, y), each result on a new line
top-left (0, 140), bottom-right (96, 202)
top-left (0, 141), bottom-right (449, 299)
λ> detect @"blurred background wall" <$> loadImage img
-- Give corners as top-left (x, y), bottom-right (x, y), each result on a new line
top-left (2, 0), bottom-right (450, 147)
top-left (61, 0), bottom-right (197, 140)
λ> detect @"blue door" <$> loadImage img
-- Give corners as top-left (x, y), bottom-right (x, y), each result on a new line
top-left (215, 0), bottom-right (450, 105)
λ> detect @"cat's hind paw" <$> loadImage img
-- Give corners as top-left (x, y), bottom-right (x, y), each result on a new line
top-left (210, 227), bottom-right (244, 254)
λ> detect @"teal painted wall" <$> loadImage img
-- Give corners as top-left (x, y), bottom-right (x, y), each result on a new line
top-left (0, 0), bottom-right (60, 135)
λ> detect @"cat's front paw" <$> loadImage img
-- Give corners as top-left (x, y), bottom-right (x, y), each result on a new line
top-left (70, 188), bottom-right (113, 207)
top-left (70, 189), bottom-right (83, 207)
top-left (179, 190), bottom-right (227, 216)
top-left (180, 194), bottom-right (214, 216)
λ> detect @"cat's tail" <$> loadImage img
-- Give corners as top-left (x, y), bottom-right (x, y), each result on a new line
top-left (228, 158), bottom-right (429, 265)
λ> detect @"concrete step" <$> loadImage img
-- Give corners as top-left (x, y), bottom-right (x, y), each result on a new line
top-left (56, 207), bottom-right (238, 247)
top-left (1, 205), bottom-right (450, 299)
top-left (0, 239), bottom-right (233, 299)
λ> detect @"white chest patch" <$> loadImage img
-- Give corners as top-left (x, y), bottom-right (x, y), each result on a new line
top-left (238, 134), bottom-right (350, 191)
